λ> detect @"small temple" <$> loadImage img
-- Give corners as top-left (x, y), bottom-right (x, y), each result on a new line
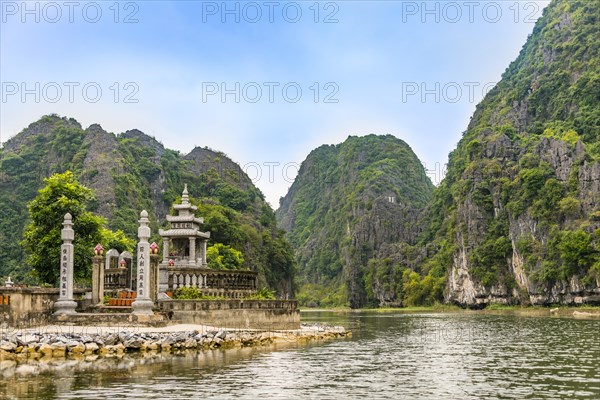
top-left (158, 185), bottom-right (210, 268)
top-left (0, 184), bottom-right (300, 331)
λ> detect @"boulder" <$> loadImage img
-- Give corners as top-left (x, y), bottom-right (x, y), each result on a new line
top-left (0, 341), bottom-right (17, 352)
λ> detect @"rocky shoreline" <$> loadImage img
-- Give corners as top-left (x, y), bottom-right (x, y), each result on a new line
top-left (0, 323), bottom-right (350, 362)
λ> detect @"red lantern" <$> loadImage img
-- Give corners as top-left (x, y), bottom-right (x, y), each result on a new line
top-left (94, 244), bottom-right (104, 256)
top-left (150, 242), bottom-right (159, 255)
top-left (168, 259), bottom-right (175, 266)
top-left (119, 259), bottom-right (127, 269)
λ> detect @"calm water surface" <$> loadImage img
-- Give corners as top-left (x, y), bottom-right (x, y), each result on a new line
top-left (1, 311), bottom-right (598, 399)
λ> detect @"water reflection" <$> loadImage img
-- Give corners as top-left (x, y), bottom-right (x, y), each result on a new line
top-left (1, 312), bottom-right (598, 399)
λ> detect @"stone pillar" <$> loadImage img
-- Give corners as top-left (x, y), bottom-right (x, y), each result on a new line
top-left (189, 237), bottom-right (196, 265)
top-left (54, 213), bottom-right (77, 315)
top-left (202, 240), bottom-right (207, 267)
top-left (162, 237), bottom-right (169, 263)
top-left (150, 254), bottom-right (160, 302)
top-left (158, 262), bottom-right (169, 295)
top-left (91, 255), bottom-right (105, 305)
top-left (132, 210), bottom-right (154, 315)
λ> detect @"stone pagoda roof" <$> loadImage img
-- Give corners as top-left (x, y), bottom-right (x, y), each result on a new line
top-left (173, 184), bottom-right (197, 212)
top-left (165, 215), bottom-right (204, 224)
top-left (158, 228), bottom-right (210, 238)
top-left (158, 184), bottom-right (210, 239)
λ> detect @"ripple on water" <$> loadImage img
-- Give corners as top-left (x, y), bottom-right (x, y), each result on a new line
top-left (1, 313), bottom-right (598, 399)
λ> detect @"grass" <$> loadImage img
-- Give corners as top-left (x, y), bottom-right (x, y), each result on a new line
top-left (300, 303), bottom-right (463, 313)
top-left (300, 303), bottom-right (600, 318)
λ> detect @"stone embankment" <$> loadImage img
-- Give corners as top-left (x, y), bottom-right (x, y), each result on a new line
top-left (0, 323), bottom-right (350, 361)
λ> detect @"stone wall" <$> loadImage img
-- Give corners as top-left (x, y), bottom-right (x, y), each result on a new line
top-left (0, 287), bottom-right (88, 328)
top-left (158, 299), bottom-right (300, 330)
top-left (0, 289), bottom-right (300, 330)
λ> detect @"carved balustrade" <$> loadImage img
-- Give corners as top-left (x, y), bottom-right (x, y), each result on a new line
top-left (167, 268), bottom-right (257, 295)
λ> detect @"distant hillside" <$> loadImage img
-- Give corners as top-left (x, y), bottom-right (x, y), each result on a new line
top-left (0, 115), bottom-right (295, 296)
top-left (276, 134), bottom-right (434, 307)
top-left (420, 0), bottom-right (600, 307)
top-left (277, 0), bottom-right (599, 309)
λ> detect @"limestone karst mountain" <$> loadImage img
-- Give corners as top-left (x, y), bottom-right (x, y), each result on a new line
top-left (421, 0), bottom-right (599, 307)
top-left (277, 0), bottom-right (599, 308)
top-left (276, 134), bottom-right (434, 308)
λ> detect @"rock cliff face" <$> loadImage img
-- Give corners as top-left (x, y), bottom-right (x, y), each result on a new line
top-left (0, 115), bottom-right (295, 296)
top-left (277, 0), bottom-right (599, 308)
top-left (444, 136), bottom-right (600, 307)
top-left (79, 124), bottom-right (122, 220)
top-left (276, 134), bottom-right (434, 308)
top-left (433, 0), bottom-right (600, 307)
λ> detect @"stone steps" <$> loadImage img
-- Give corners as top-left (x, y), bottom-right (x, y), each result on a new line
top-left (52, 312), bottom-right (168, 326)
top-left (92, 306), bottom-right (133, 313)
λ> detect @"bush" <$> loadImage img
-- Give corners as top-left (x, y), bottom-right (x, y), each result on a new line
top-left (173, 286), bottom-right (203, 299)
top-left (206, 243), bottom-right (245, 270)
top-left (248, 287), bottom-right (276, 300)
top-left (558, 230), bottom-right (596, 276)
top-left (559, 196), bottom-right (581, 219)
top-left (401, 269), bottom-right (444, 306)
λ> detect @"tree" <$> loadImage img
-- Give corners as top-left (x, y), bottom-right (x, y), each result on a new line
top-left (558, 230), bottom-right (597, 276)
top-left (206, 243), bottom-right (245, 270)
top-left (21, 171), bottom-right (133, 285)
top-left (100, 227), bottom-right (136, 253)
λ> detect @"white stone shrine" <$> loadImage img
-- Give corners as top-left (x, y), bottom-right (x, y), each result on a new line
top-left (159, 185), bottom-right (210, 268)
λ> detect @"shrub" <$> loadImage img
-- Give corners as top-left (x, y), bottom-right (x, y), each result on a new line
top-left (559, 196), bottom-right (581, 219)
top-left (206, 243), bottom-right (245, 270)
top-left (173, 286), bottom-right (203, 299)
top-left (558, 230), bottom-right (596, 276)
top-left (248, 287), bottom-right (276, 300)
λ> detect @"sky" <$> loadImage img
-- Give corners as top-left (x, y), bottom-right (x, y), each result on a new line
top-left (0, 0), bottom-right (550, 207)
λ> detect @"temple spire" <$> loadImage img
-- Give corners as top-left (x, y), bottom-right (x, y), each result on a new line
top-left (182, 184), bottom-right (189, 205)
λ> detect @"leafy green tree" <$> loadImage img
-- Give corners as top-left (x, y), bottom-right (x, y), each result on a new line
top-left (21, 171), bottom-right (103, 284)
top-left (363, 258), bottom-right (404, 307)
top-left (401, 269), bottom-right (444, 307)
top-left (206, 243), bottom-right (245, 270)
top-left (100, 228), bottom-right (136, 253)
top-left (558, 230), bottom-right (596, 276)
top-left (21, 171), bottom-right (133, 285)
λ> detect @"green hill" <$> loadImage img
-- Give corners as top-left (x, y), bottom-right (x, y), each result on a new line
top-left (276, 134), bottom-right (434, 308)
top-left (420, 0), bottom-right (599, 307)
top-left (277, 0), bottom-right (599, 308)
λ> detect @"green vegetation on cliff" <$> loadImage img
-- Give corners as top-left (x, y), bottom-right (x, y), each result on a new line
top-left (278, 0), bottom-right (599, 308)
top-left (421, 0), bottom-right (599, 306)
top-left (277, 134), bottom-right (434, 308)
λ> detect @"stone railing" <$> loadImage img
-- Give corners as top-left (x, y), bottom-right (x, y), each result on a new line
top-left (166, 268), bottom-right (257, 293)
top-left (104, 268), bottom-right (130, 290)
top-left (157, 299), bottom-right (299, 329)
top-left (0, 287), bottom-right (89, 328)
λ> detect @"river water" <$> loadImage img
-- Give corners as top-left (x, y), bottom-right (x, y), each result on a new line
top-left (1, 311), bottom-right (599, 399)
